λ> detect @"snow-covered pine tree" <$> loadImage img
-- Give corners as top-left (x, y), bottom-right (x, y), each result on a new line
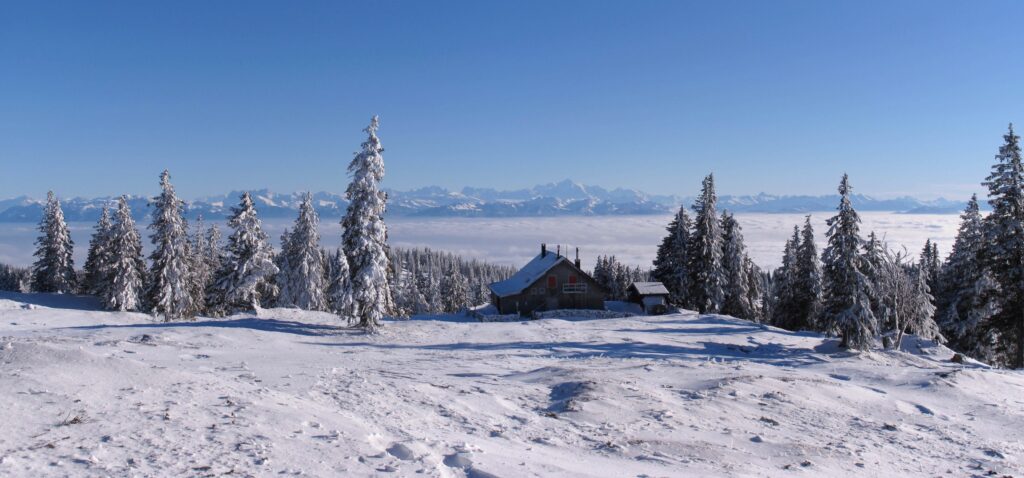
top-left (652, 206), bottom-right (693, 307)
top-left (105, 196), bottom-right (146, 311)
top-left (720, 211), bottom-right (753, 320)
top-left (771, 226), bottom-right (801, 329)
top-left (187, 215), bottom-right (216, 315)
top-left (688, 174), bottom-right (725, 313)
top-left (792, 215), bottom-right (823, 330)
top-left (147, 170), bottom-right (196, 320)
top-left (820, 174), bottom-right (877, 349)
top-left (198, 224), bottom-right (224, 315)
top-left (919, 239), bottom-right (941, 293)
top-left (327, 249), bottom-right (355, 320)
top-left (936, 195), bottom-right (998, 361)
top-left (83, 206), bottom-right (114, 296)
top-left (342, 116), bottom-right (393, 330)
top-left (440, 264), bottom-right (470, 313)
top-left (275, 228), bottom-right (295, 307)
top-left (743, 257), bottom-right (766, 323)
top-left (981, 123), bottom-right (1024, 368)
top-left (212, 192), bottom-right (279, 313)
top-left (31, 191), bottom-right (77, 294)
top-left (286, 193), bottom-right (327, 311)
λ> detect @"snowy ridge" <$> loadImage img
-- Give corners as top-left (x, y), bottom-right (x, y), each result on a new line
top-left (0, 291), bottom-right (1021, 476)
top-left (0, 180), bottom-right (973, 223)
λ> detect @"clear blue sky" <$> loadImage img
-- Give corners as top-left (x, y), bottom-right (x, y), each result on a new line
top-left (2, 1), bottom-right (1022, 200)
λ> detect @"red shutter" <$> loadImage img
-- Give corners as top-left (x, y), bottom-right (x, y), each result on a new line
top-left (547, 276), bottom-right (556, 289)
top-left (569, 275), bottom-right (577, 284)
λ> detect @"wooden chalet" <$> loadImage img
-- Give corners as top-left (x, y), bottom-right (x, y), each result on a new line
top-left (627, 282), bottom-right (670, 315)
top-left (489, 244), bottom-right (607, 315)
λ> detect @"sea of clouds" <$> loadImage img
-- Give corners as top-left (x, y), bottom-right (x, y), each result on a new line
top-left (0, 212), bottom-right (960, 272)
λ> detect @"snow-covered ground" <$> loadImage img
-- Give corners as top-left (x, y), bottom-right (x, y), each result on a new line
top-left (0, 212), bottom-right (961, 270)
top-left (1, 292), bottom-right (1021, 477)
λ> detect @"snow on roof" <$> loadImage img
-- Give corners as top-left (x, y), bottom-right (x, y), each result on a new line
top-left (489, 252), bottom-right (570, 297)
top-left (630, 282), bottom-right (669, 296)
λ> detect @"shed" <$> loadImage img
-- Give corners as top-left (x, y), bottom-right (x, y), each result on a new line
top-left (627, 282), bottom-right (670, 315)
top-left (489, 244), bottom-right (607, 316)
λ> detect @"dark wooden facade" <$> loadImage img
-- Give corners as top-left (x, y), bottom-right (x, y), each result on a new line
top-left (490, 248), bottom-right (607, 316)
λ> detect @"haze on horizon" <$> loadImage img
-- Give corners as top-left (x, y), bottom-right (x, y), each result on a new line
top-left (3, 1), bottom-right (1023, 200)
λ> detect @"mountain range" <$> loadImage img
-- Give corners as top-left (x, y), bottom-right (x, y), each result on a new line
top-left (0, 179), bottom-right (974, 223)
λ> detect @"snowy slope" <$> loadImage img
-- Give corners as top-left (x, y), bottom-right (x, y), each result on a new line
top-left (0, 291), bottom-right (1022, 477)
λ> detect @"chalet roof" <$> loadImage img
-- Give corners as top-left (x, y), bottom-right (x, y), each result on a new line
top-left (630, 282), bottom-right (670, 296)
top-left (489, 252), bottom-right (570, 298)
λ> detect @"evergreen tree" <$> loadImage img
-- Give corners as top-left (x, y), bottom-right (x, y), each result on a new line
top-left (148, 170), bottom-right (196, 320)
top-left (187, 216), bottom-right (216, 315)
top-left (83, 206), bottom-right (114, 296)
top-left (792, 216), bottom-right (823, 330)
top-left (652, 206), bottom-right (692, 307)
top-left (342, 116), bottom-right (393, 330)
top-left (771, 226), bottom-right (801, 328)
top-left (198, 224), bottom-right (224, 315)
top-left (213, 192), bottom-right (279, 312)
top-left (820, 174), bottom-right (877, 349)
top-left (937, 195), bottom-right (998, 361)
top-left (285, 193), bottom-right (327, 311)
top-left (440, 264), bottom-right (470, 313)
top-left (105, 196), bottom-right (146, 311)
top-left (743, 257), bottom-right (766, 323)
top-left (275, 228), bottom-right (295, 307)
top-left (720, 211), bottom-right (754, 320)
top-left (688, 174), bottom-right (725, 313)
top-left (981, 124), bottom-right (1024, 368)
top-left (31, 191), bottom-right (77, 294)
top-left (327, 249), bottom-right (355, 320)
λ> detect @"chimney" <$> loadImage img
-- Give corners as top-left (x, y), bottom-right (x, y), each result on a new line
top-left (557, 245), bottom-right (561, 257)
top-left (541, 243), bottom-right (547, 257)
top-left (574, 247), bottom-right (581, 269)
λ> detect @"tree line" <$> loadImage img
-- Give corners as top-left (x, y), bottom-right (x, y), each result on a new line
top-left (648, 124), bottom-right (1024, 369)
top-left (15, 117), bottom-right (514, 328)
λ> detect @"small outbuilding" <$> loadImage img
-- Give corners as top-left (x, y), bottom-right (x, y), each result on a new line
top-left (627, 282), bottom-right (670, 315)
top-left (489, 244), bottom-right (607, 316)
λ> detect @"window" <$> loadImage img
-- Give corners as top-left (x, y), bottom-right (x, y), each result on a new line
top-left (563, 283), bottom-right (587, 294)
top-left (547, 276), bottom-right (556, 289)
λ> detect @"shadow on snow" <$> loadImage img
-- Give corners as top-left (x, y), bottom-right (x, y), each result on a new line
top-left (62, 317), bottom-right (355, 337)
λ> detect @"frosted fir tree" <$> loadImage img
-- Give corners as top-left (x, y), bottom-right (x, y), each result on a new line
top-left (188, 216), bottom-right (220, 315)
top-left (213, 192), bottom-right (279, 313)
top-left (652, 206), bottom-right (693, 307)
top-left (793, 216), bottom-right (823, 330)
top-left (936, 195), bottom-right (998, 361)
top-left (919, 239), bottom-right (941, 293)
top-left (440, 264), bottom-right (470, 313)
top-left (148, 170), bottom-right (196, 320)
top-left (327, 249), bottom-right (355, 320)
top-left (981, 124), bottom-right (1024, 367)
top-left (341, 116), bottom-right (393, 330)
top-left (688, 174), bottom-right (725, 313)
top-left (283, 193), bottom-right (327, 311)
top-left (275, 228), bottom-right (295, 307)
top-left (31, 191), bottom-right (77, 294)
top-left (820, 174), bottom-right (877, 350)
top-left (771, 226), bottom-right (801, 329)
top-left (199, 224), bottom-right (225, 315)
top-left (720, 211), bottom-right (753, 320)
top-left (743, 257), bottom-right (766, 323)
top-left (82, 206), bottom-right (114, 296)
top-left (105, 196), bottom-right (146, 311)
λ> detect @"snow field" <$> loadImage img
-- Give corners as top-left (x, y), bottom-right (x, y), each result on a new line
top-left (0, 291), bottom-right (1022, 477)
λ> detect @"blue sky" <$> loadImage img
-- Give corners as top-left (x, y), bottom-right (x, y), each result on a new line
top-left (2, 1), bottom-right (1022, 200)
